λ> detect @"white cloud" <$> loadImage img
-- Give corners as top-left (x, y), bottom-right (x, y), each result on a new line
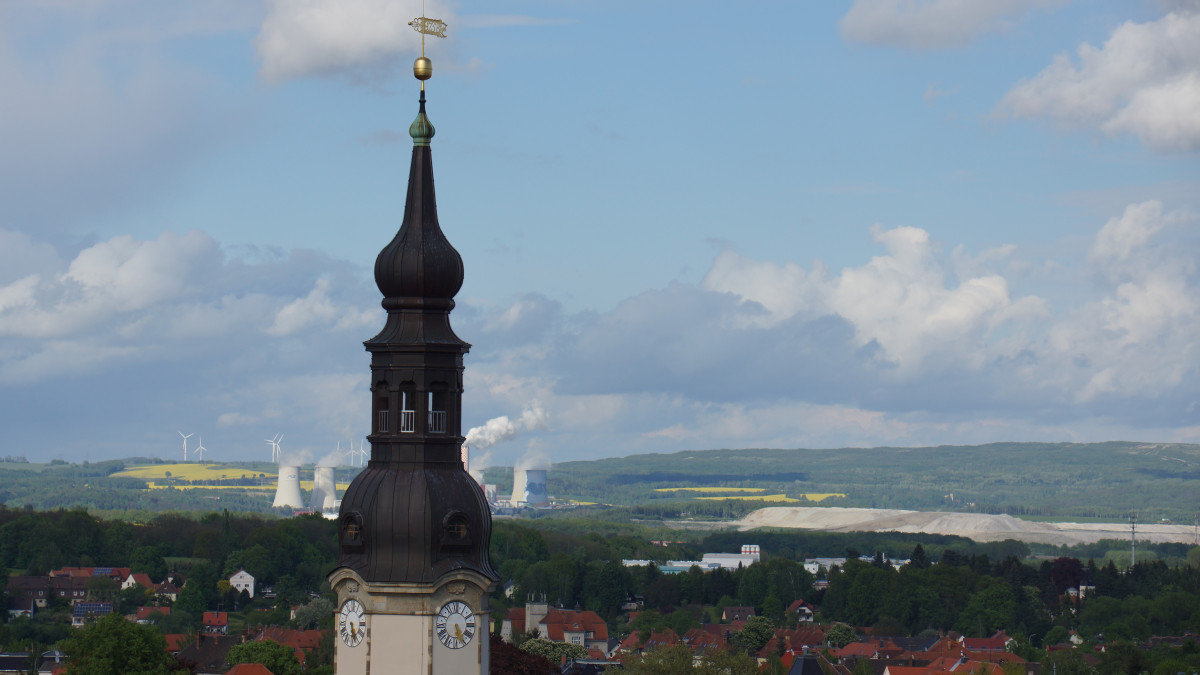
top-left (704, 225), bottom-right (1045, 373)
top-left (256, 0), bottom-right (453, 82)
top-left (999, 10), bottom-right (1200, 152)
top-left (268, 278), bottom-right (374, 336)
top-left (840, 0), bottom-right (1064, 50)
top-left (0, 230), bottom-right (377, 381)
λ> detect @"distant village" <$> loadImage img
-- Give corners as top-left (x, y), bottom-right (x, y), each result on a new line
top-left (4, 522), bottom-right (1195, 674)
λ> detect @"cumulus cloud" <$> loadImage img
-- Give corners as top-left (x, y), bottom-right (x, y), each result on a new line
top-left (455, 199), bottom-right (1199, 462)
top-left (840, 0), bottom-right (1064, 50)
top-left (7, 206), bottom-right (1199, 464)
top-left (256, 0), bottom-right (453, 82)
top-left (998, 9), bottom-right (1200, 152)
top-left (0, 230), bottom-right (376, 382)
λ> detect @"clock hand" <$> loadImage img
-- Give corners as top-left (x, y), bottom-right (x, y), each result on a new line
top-left (455, 624), bottom-right (463, 641)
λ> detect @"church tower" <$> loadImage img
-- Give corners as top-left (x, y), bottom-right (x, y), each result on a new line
top-left (329, 16), bottom-right (498, 674)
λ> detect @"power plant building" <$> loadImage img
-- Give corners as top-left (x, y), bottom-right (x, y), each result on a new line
top-left (509, 468), bottom-right (549, 508)
top-left (311, 466), bottom-right (337, 512)
top-left (273, 465), bottom-right (305, 509)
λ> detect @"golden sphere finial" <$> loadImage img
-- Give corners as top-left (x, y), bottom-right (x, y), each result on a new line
top-left (414, 56), bottom-right (433, 81)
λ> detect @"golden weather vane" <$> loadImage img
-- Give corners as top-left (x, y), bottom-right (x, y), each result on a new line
top-left (409, 15), bottom-right (448, 88)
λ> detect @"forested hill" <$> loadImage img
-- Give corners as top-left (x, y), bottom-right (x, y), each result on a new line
top-left (546, 442), bottom-right (1200, 522)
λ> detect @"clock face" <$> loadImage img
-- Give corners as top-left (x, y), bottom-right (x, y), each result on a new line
top-left (435, 600), bottom-right (475, 649)
top-left (338, 598), bottom-right (366, 647)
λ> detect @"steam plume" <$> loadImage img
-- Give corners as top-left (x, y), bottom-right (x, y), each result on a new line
top-left (464, 402), bottom-right (547, 450)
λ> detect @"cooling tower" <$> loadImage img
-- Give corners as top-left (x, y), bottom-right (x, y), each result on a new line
top-left (272, 465), bottom-right (305, 509)
top-left (523, 469), bottom-right (549, 507)
top-left (484, 484), bottom-right (498, 504)
top-left (310, 466), bottom-right (337, 512)
top-left (509, 469), bottom-right (527, 508)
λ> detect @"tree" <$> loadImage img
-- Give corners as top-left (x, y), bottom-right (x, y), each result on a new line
top-left (622, 644), bottom-right (697, 674)
top-left (292, 597), bottom-right (334, 630)
top-left (955, 581), bottom-right (1016, 637)
top-left (61, 613), bottom-right (180, 675)
top-left (519, 638), bottom-right (587, 663)
top-left (825, 623), bottom-right (858, 648)
top-left (129, 545), bottom-right (167, 581)
top-left (489, 633), bottom-right (558, 674)
top-left (909, 544), bottom-right (930, 569)
top-left (225, 640), bottom-right (302, 675)
top-left (732, 615), bottom-right (775, 655)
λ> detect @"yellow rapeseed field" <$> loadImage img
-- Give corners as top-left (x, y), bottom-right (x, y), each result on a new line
top-left (697, 494), bottom-right (800, 502)
top-left (694, 492), bottom-right (846, 503)
top-left (117, 464), bottom-right (349, 492)
top-left (798, 493), bottom-right (845, 502)
top-left (652, 487), bottom-right (766, 493)
top-left (114, 463), bottom-right (268, 481)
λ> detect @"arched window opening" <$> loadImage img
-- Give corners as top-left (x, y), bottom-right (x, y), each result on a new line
top-left (427, 391), bottom-right (446, 434)
top-left (399, 390), bottom-right (416, 433)
top-left (373, 381), bottom-right (389, 434)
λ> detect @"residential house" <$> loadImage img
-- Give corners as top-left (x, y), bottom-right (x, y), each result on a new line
top-left (225, 665), bottom-right (275, 675)
top-left (7, 597), bottom-right (35, 620)
top-left (121, 572), bottom-right (154, 591)
top-left (722, 606), bottom-right (755, 622)
top-left (0, 652), bottom-right (30, 675)
top-left (136, 606), bottom-right (171, 624)
top-left (229, 569), bottom-right (255, 598)
top-left (785, 599), bottom-right (815, 622)
top-left (538, 608), bottom-right (609, 652)
top-left (616, 629), bottom-right (680, 656)
top-left (37, 651), bottom-right (67, 675)
top-left (154, 581), bottom-right (179, 602)
top-left (49, 567), bottom-right (131, 583)
top-left (49, 577), bottom-right (88, 605)
top-left (202, 611), bottom-right (229, 634)
top-left (499, 601), bottom-right (609, 653)
top-left (6, 576), bottom-right (50, 608)
top-left (174, 633), bottom-right (238, 675)
top-left (250, 626), bottom-right (324, 666)
top-left (959, 632), bottom-right (1013, 652)
top-left (70, 602), bottom-right (113, 627)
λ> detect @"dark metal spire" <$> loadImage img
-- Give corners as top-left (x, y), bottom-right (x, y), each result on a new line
top-left (334, 92), bottom-right (496, 586)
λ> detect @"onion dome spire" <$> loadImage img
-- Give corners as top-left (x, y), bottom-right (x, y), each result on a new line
top-left (366, 90), bottom-right (466, 347)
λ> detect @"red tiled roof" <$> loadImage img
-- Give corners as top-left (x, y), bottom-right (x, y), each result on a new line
top-left (128, 573), bottom-right (154, 588)
top-left (202, 611), bottom-right (228, 626)
top-left (137, 606), bottom-right (170, 620)
top-left (839, 642), bottom-right (880, 658)
top-left (504, 607), bottom-right (526, 637)
top-left (253, 627), bottom-right (325, 665)
top-left (786, 600), bottom-right (814, 614)
top-left (961, 637), bottom-right (1008, 651)
top-left (538, 609), bottom-right (608, 642)
top-left (226, 664), bottom-right (275, 675)
top-left (884, 666), bottom-right (929, 675)
top-left (164, 634), bottom-right (189, 652)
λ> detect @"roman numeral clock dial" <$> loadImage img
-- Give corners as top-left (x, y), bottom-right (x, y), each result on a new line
top-left (338, 598), bottom-right (365, 647)
top-left (435, 601), bottom-right (475, 649)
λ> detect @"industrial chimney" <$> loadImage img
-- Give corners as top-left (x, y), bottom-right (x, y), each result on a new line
top-left (522, 469), bottom-right (549, 507)
top-left (310, 466), bottom-right (337, 512)
top-left (273, 465), bottom-right (305, 509)
top-left (509, 469), bottom-right (528, 508)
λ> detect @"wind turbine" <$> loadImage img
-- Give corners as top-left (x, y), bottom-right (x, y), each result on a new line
top-left (192, 436), bottom-right (207, 464)
top-left (179, 432), bottom-right (193, 462)
top-left (265, 434), bottom-right (282, 463)
top-left (356, 440), bottom-right (368, 467)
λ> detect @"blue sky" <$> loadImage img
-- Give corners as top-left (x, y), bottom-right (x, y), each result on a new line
top-left (1, 0), bottom-right (1198, 469)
